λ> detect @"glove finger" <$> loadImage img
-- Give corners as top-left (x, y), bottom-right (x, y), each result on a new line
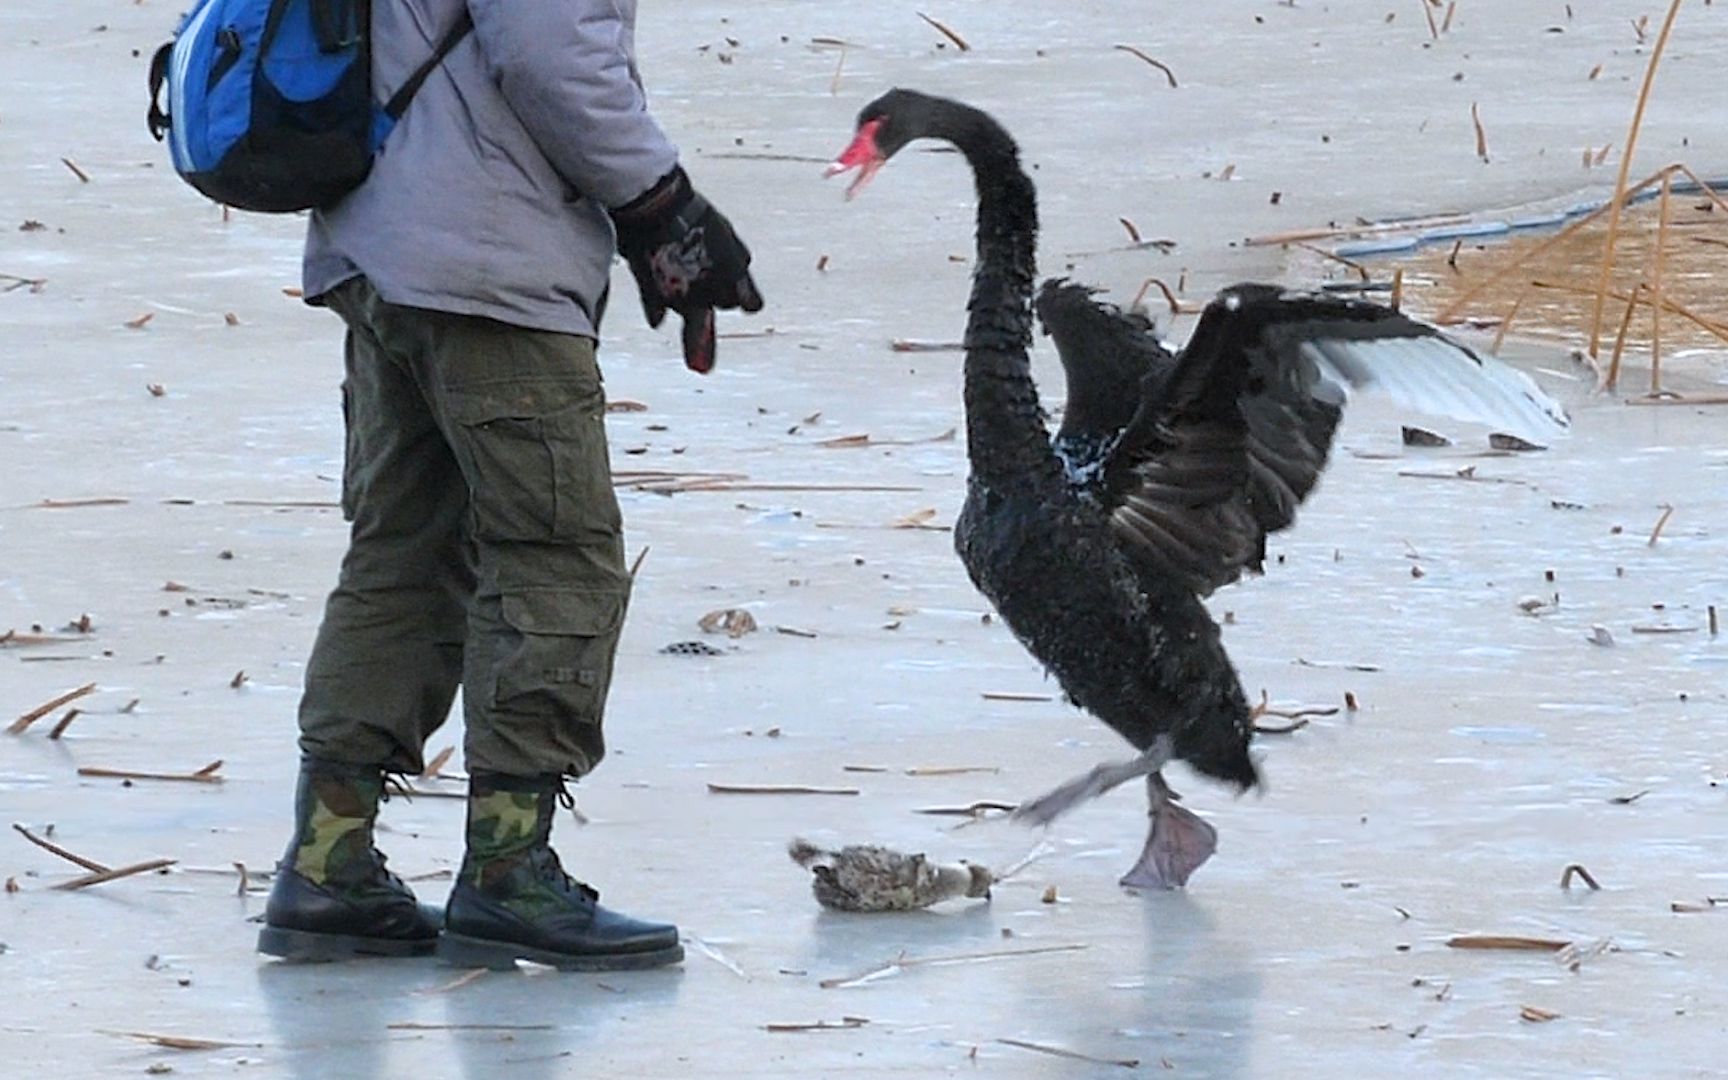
top-left (736, 271), bottom-right (765, 314)
top-left (681, 308), bottom-right (717, 374)
top-left (643, 293), bottom-right (668, 329)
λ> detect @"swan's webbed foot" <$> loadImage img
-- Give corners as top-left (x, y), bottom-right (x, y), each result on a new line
top-left (1119, 773), bottom-right (1217, 890)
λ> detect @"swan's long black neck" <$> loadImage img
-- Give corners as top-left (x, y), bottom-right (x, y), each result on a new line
top-left (928, 103), bottom-right (1058, 489)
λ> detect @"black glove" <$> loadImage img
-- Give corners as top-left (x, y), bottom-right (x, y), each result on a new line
top-left (610, 167), bottom-right (764, 374)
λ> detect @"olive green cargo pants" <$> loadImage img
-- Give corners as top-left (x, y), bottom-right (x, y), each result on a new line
top-left (297, 277), bottom-right (627, 778)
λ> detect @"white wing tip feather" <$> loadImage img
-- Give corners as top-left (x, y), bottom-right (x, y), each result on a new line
top-left (1300, 338), bottom-right (1570, 443)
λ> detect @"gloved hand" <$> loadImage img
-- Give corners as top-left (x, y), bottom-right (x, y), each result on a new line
top-left (610, 167), bottom-right (764, 374)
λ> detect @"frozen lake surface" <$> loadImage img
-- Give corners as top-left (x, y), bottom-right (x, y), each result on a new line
top-left (3, 2), bottom-right (1726, 1076)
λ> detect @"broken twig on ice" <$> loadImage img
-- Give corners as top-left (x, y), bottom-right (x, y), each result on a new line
top-left (706, 783), bottom-right (859, 796)
top-left (997, 1037), bottom-right (1139, 1069)
top-left (55, 859), bottom-right (177, 891)
top-left (103, 1031), bottom-right (261, 1051)
top-left (9, 682), bottom-right (98, 734)
top-left (1446, 935), bottom-right (1572, 952)
top-left (820, 943), bottom-right (1087, 989)
top-left (763, 1016), bottom-right (869, 1033)
top-left (78, 760), bottom-right (224, 785)
top-left (1560, 864), bottom-right (1602, 890)
top-left (12, 822), bottom-right (109, 872)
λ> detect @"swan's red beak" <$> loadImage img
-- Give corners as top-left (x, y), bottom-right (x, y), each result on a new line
top-left (825, 118), bottom-right (885, 200)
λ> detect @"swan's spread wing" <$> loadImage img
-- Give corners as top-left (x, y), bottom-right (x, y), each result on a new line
top-left (1102, 285), bottom-right (1570, 596)
top-left (1035, 278), bottom-right (1177, 444)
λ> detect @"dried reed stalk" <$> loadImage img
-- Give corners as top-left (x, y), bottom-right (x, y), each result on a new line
top-left (1436, 165), bottom-right (1676, 323)
top-left (1606, 285), bottom-right (1642, 390)
top-left (1246, 214), bottom-right (1468, 248)
top-left (1291, 241), bottom-right (1370, 281)
top-left (1650, 171), bottom-right (1673, 392)
top-left (1530, 279), bottom-right (1728, 349)
top-left (1674, 164), bottom-right (1728, 215)
top-left (1490, 283), bottom-right (1533, 352)
top-left (1588, 0), bottom-right (1685, 357)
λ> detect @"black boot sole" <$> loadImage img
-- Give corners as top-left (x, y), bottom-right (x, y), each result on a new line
top-left (257, 925), bottom-right (438, 961)
top-left (437, 931), bottom-right (684, 972)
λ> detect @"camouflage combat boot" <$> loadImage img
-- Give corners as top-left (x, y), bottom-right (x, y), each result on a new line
top-left (256, 757), bottom-right (441, 960)
top-left (439, 772), bottom-right (682, 971)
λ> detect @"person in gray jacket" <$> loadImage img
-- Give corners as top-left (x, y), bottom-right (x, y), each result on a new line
top-left (256, 0), bottom-right (761, 971)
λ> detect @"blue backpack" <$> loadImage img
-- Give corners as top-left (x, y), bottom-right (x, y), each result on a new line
top-left (146, 0), bottom-right (470, 213)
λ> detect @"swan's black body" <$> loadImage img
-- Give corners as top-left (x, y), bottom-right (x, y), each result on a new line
top-left (836, 89), bottom-right (1569, 885)
top-left (846, 94), bottom-right (1257, 787)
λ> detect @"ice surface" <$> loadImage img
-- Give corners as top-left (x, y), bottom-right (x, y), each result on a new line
top-left (3, 2), bottom-right (1726, 1076)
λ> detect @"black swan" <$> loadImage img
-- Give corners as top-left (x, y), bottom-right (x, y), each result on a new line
top-left (828, 89), bottom-right (1570, 888)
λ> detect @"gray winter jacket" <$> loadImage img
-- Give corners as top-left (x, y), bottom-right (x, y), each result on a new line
top-left (303, 0), bottom-right (679, 338)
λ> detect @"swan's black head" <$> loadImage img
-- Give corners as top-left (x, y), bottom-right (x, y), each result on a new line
top-left (826, 88), bottom-right (961, 198)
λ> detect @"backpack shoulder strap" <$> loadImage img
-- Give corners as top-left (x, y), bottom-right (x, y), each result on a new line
top-left (383, 9), bottom-right (474, 121)
top-left (146, 41), bottom-right (175, 140)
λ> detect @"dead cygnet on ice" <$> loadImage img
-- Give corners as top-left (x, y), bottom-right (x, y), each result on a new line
top-left (788, 838), bottom-right (993, 912)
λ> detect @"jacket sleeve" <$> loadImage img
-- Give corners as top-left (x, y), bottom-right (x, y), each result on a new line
top-left (467, 0), bottom-right (680, 208)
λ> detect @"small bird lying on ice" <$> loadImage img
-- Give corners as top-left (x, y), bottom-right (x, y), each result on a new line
top-left (788, 838), bottom-right (994, 912)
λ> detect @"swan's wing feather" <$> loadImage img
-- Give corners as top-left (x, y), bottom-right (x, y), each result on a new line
top-left (1035, 278), bottom-right (1178, 443)
top-left (1102, 285), bottom-right (1569, 596)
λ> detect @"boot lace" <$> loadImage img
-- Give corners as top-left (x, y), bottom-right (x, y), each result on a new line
top-left (545, 778), bottom-right (599, 902)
